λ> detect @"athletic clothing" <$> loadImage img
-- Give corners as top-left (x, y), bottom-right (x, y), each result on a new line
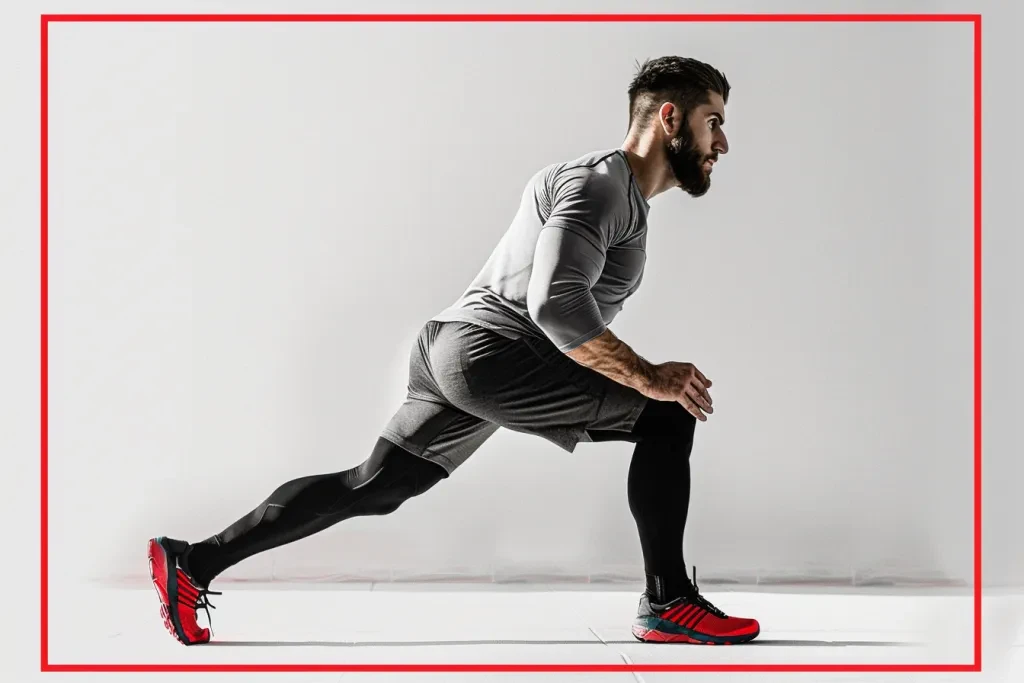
top-left (632, 590), bottom-right (761, 645)
top-left (147, 537), bottom-right (221, 645)
top-left (178, 397), bottom-right (697, 595)
top-left (431, 149), bottom-right (650, 352)
top-left (148, 147), bottom-right (763, 646)
top-left (180, 438), bottom-right (448, 589)
top-left (175, 146), bottom-right (660, 591)
top-left (383, 149), bottom-right (654, 472)
top-left (594, 400), bottom-right (696, 605)
top-left (380, 320), bottom-right (649, 474)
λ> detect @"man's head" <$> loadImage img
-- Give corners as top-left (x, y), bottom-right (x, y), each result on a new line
top-left (627, 56), bottom-right (731, 197)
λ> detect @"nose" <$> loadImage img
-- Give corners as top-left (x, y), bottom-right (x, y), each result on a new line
top-left (714, 130), bottom-right (729, 155)
top-left (712, 133), bottom-right (729, 155)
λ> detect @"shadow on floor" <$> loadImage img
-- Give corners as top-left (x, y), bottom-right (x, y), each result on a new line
top-left (746, 639), bottom-right (914, 647)
top-left (209, 638), bottom-right (914, 648)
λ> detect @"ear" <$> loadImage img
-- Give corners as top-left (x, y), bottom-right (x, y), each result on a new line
top-left (658, 101), bottom-right (682, 137)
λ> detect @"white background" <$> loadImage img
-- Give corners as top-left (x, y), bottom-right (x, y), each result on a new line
top-left (1, 0), bottom-right (1020, 680)
top-left (43, 19), bottom-right (982, 584)
top-left (42, 16), bottom-right (983, 589)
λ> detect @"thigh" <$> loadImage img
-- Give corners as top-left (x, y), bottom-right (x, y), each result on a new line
top-left (380, 321), bottom-right (501, 474)
top-left (380, 397), bottom-right (499, 475)
top-left (429, 322), bottom-right (649, 453)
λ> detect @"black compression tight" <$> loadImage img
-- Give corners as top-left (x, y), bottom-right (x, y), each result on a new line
top-left (591, 398), bottom-right (698, 603)
top-left (182, 438), bottom-right (447, 587)
top-left (184, 399), bottom-right (696, 603)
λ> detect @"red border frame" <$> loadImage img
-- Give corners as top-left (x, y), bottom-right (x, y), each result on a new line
top-left (39, 12), bottom-right (983, 674)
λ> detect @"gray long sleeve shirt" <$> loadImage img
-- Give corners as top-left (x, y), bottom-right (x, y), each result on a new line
top-left (431, 149), bottom-right (650, 352)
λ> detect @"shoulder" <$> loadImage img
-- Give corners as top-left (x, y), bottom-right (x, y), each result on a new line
top-left (548, 150), bottom-right (632, 211)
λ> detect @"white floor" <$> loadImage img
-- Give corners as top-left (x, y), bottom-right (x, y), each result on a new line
top-left (47, 582), bottom-right (1023, 682)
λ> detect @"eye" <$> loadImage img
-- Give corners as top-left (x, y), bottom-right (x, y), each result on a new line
top-left (707, 118), bottom-right (718, 130)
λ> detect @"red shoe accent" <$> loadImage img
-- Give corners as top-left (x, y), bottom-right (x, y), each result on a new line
top-left (147, 537), bottom-right (219, 645)
top-left (633, 604), bottom-right (760, 645)
top-left (632, 568), bottom-right (761, 645)
top-left (664, 603), bottom-right (760, 641)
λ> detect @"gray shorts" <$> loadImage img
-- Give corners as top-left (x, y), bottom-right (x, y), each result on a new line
top-left (380, 320), bottom-right (649, 474)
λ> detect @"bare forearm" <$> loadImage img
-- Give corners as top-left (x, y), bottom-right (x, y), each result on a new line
top-left (565, 329), bottom-right (656, 396)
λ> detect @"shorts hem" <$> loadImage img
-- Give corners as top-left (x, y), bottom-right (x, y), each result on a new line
top-left (380, 430), bottom-right (459, 475)
top-left (576, 393), bottom-right (649, 447)
top-left (624, 395), bottom-right (649, 431)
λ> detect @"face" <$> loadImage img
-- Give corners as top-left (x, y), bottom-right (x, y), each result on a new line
top-left (662, 91), bottom-right (729, 197)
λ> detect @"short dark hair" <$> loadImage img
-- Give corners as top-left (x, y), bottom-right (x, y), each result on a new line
top-left (627, 56), bottom-right (730, 129)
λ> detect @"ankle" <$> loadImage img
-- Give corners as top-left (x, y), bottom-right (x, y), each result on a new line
top-left (645, 572), bottom-right (687, 604)
top-left (181, 541), bottom-right (217, 587)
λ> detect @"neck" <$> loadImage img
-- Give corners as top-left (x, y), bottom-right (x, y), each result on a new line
top-left (620, 129), bottom-right (678, 201)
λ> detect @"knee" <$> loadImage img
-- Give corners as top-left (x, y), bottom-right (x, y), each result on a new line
top-left (370, 494), bottom-right (407, 516)
top-left (663, 405), bottom-right (696, 451)
top-left (359, 474), bottom-right (435, 516)
top-left (346, 439), bottom-right (447, 515)
top-left (636, 400), bottom-right (696, 452)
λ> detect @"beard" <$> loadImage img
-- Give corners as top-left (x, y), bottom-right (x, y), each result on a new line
top-left (666, 128), bottom-right (715, 198)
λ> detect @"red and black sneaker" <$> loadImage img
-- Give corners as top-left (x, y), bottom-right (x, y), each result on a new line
top-left (632, 568), bottom-right (760, 645)
top-left (147, 537), bottom-right (221, 645)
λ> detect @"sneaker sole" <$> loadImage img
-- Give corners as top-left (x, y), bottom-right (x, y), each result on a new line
top-left (632, 616), bottom-right (760, 645)
top-left (148, 537), bottom-right (206, 646)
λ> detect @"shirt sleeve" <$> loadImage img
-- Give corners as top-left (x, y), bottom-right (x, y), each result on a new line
top-left (526, 170), bottom-right (619, 352)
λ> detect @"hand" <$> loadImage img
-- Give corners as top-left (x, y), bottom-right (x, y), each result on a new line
top-left (645, 361), bottom-right (714, 422)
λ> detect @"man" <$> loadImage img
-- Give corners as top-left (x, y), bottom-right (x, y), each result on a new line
top-left (148, 55), bottom-right (760, 646)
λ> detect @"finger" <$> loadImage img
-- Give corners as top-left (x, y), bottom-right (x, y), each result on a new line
top-left (684, 376), bottom-right (712, 406)
top-left (686, 386), bottom-right (714, 414)
top-left (692, 367), bottom-right (711, 387)
top-left (678, 395), bottom-right (708, 422)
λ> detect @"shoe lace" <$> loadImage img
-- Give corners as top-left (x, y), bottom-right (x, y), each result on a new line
top-left (683, 566), bottom-right (727, 619)
top-left (179, 580), bottom-right (223, 634)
